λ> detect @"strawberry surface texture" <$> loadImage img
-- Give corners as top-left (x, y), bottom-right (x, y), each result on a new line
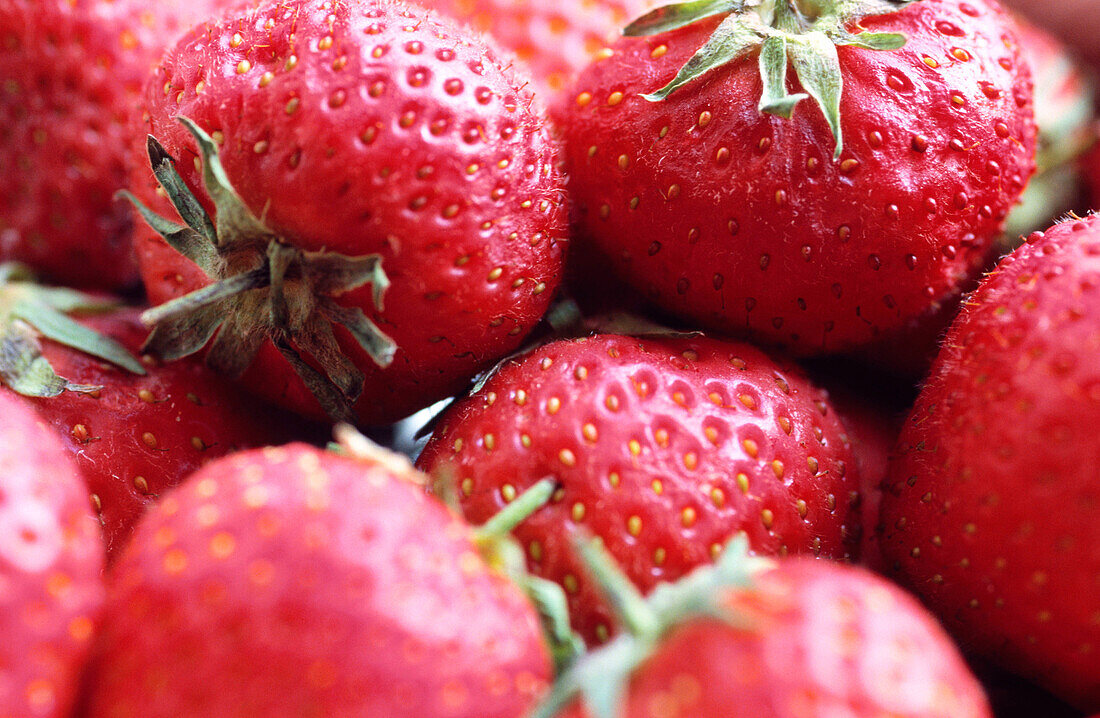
top-left (418, 333), bottom-right (862, 643)
top-left (84, 443), bottom-right (551, 717)
top-left (553, 0), bottom-right (1036, 356)
top-left (0, 0), bottom-right (226, 289)
top-left (14, 309), bottom-right (307, 560)
top-left (0, 394), bottom-right (104, 718)
top-left (881, 213), bottom-right (1100, 711)
top-left (128, 0), bottom-right (568, 426)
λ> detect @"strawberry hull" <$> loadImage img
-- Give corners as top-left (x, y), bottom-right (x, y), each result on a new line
top-left (129, 0), bottom-right (568, 425)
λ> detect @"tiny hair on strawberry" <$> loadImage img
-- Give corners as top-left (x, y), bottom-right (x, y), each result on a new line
top-left (125, 0), bottom-right (568, 426)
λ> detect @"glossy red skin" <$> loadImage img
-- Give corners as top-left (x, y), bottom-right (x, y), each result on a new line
top-left (418, 334), bottom-right (861, 643)
top-left (426, 0), bottom-right (658, 99)
top-left (0, 0), bottom-right (226, 289)
top-left (553, 0), bottom-right (1036, 357)
top-left (131, 0), bottom-right (567, 425)
top-left (11, 309), bottom-right (308, 560)
top-left (85, 443), bottom-right (551, 717)
top-left (880, 215), bottom-right (1100, 711)
top-left (561, 560), bottom-right (990, 718)
top-left (0, 394), bottom-right (104, 718)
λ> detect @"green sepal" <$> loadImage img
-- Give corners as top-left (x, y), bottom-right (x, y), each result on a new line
top-left (128, 116), bottom-right (399, 423)
top-left (13, 301), bottom-right (146, 376)
top-left (758, 34), bottom-right (808, 118)
top-left (0, 263), bottom-right (146, 398)
top-left (831, 29), bottom-right (906, 50)
top-left (644, 14), bottom-right (763, 101)
top-left (788, 30), bottom-right (845, 158)
top-left (624, 0), bottom-right (741, 36)
top-left (527, 534), bottom-right (771, 718)
top-left (178, 117), bottom-right (273, 247)
top-left (629, 0), bottom-right (917, 156)
top-left (0, 321), bottom-right (99, 397)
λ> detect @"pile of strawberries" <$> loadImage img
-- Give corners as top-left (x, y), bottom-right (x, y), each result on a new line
top-left (1, 0), bottom-right (1098, 716)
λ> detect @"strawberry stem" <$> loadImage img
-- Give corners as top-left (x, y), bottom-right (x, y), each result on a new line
top-left (475, 478), bottom-right (557, 542)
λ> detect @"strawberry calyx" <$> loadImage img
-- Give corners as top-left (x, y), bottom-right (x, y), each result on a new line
top-left (626, 0), bottom-right (918, 157)
top-left (530, 534), bottom-right (774, 718)
top-left (0, 263), bottom-right (145, 397)
top-left (121, 117), bottom-right (397, 423)
top-left (471, 479), bottom-right (587, 674)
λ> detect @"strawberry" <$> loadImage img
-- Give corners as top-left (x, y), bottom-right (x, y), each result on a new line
top-left (24, 309), bottom-right (313, 559)
top-left (880, 214), bottom-right (1100, 711)
top-left (552, 0), bottom-right (1036, 357)
top-left (0, 265), bottom-right (308, 559)
top-left (427, 0), bottom-right (658, 98)
top-left (83, 441), bottom-right (552, 717)
top-left (533, 537), bottom-right (991, 718)
top-left (417, 332), bottom-right (862, 644)
top-left (0, 0), bottom-right (226, 289)
top-left (0, 393), bottom-right (104, 718)
top-left (1002, 15), bottom-right (1097, 245)
top-left (125, 0), bottom-right (567, 425)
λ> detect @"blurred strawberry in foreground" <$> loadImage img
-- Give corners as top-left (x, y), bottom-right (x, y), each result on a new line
top-left (84, 442), bottom-right (551, 717)
top-left (1001, 16), bottom-right (1096, 246)
top-left (0, 265), bottom-right (308, 559)
top-left (126, 0), bottom-right (567, 426)
top-left (426, 0), bottom-right (658, 98)
top-left (554, 0), bottom-right (1035, 358)
top-left (0, 0), bottom-right (226, 289)
top-left (881, 214), bottom-right (1100, 711)
top-left (0, 394), bottom-right (104, 718)
top-left (419, 332), bottom-right (862, 644)
top-left (534, 537), bottom-right (991, 718)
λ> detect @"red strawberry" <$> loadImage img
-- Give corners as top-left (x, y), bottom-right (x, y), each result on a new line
top-left (126, 0), bottom-right (567, 425)
top-left (880, 214), bottom-right (1100, 711)
top-left (552, 0), bottom-right (1035, 356)
top-left (83, 441), bottom-right (552, 717)
top-left (22, 308), bottom-right (313, 559)
top-left (1001, 15), bottom-right (1097, 244)
top-left (0, 393), bottom-right (104, 718)
top-left (417, 332), bottom-right (861, 644)
top-left (427, 0), bottom-right (658, 98)
top-left (535, 538), bottom-right (991, 718)
top-left (0, 0), bottom-right (226, 289)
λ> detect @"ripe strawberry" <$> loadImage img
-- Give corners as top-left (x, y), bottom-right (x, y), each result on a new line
top-left (880, 214), bottom-right (1100, 711)
top-left (534, 537), bottom-right (991, 718)
top-left (427, 0), bottom-right (658, 98)
top-left (0, 393), bottom-right (104, 718)
top-left (83, 442), bottom-right (551, 717)
top-left (126, 0), bottom-right (567, 425)
top-left (1002, 15), bottom-right (1096, 244)
top-left (552, 0), bottom-right (1035, 356)
top-left (20, 308), bottom-right (312, 559)
top-left (0, 0), bottom-right (226, 289)
top-left (417, 333), bottom-right (862, 644)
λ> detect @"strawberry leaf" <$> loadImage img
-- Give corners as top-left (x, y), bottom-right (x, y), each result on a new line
top-left (130, 117), bottom-right (399, 422)
top-left (624, 0), bottom-right (742, 36)
top-left (758, 34), bottom-right (808, 118)
top-left (644, 15), bottom-right (763, 101)
top-left (788, 31), bottom-right (844, 157)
